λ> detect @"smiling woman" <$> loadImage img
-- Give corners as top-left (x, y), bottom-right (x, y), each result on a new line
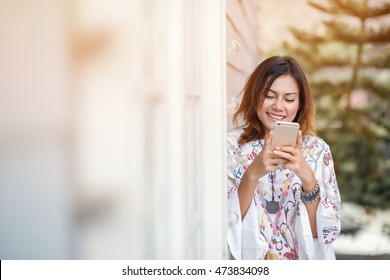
top-left (257, 75), bottom-right (300, 131)
top-left (233, 56), bottom-right (316, 145)
top-left (227, 55), bottom-right (341, 260)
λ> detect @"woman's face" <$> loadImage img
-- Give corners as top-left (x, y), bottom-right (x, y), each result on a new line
top-left (257, 74), bottom-right (300, 135)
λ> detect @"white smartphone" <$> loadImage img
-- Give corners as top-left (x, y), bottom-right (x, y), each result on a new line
top-left (270, 121), bottom-right (300, 150)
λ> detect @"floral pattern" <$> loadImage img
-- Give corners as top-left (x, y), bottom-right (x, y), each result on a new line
top-left (227, 129), bottom-right (341, 260)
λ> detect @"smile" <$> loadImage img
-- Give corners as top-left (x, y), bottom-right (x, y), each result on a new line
top-left (267, 113), bottom-right (285, 120)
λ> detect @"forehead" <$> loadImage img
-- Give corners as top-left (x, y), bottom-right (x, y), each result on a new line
top-left (268, 75), bottom-right (299, 94)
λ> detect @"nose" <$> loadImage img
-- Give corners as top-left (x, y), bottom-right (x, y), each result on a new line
top-left (272, 97), bottom-right (283, 111)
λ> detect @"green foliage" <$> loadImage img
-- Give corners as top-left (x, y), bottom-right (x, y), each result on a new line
top-left (280, 0), bottom-right (390, 209)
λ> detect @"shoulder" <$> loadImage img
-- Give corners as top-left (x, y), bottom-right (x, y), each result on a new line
top-left (227, 129), bottom-right (264, 156)
top-left (227, 129), bottom-right (243, 145)
top-left (302, 134), bottom-right (332, 154)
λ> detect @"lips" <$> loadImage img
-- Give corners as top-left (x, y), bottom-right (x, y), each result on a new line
top-left (267, 112), bottom-right (285, 121)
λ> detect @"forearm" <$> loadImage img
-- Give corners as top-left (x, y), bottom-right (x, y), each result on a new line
top-left (303, 198), bottom-right (319, 237)
top-left (302, 179), bottom-right (320, 238)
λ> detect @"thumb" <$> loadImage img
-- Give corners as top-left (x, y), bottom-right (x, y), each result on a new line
top-left (264, 130), bottom-right (273, 150)
top-left (296, 130), bottom-right (303, 150)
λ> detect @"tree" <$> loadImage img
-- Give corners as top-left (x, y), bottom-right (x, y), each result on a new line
top-left (281, 0), bottom-right (390, 209)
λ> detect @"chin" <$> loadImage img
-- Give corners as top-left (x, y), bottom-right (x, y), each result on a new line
top-left (265, 122), bottom-right (276, 132)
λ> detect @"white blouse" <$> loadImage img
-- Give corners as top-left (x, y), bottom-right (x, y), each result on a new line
top-left (227, 129), bottom-right (341, 260)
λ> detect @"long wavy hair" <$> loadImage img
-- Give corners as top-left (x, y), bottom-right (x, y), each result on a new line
top-left (233, 56), bottom-right (316, 145)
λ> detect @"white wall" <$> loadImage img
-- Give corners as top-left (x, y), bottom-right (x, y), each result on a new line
top-left (0, 0), bottom-right (226, 259)
top-left (226, 0), bottom-right (261, 131)
top-left (0, 0), bottom-right (72, 259)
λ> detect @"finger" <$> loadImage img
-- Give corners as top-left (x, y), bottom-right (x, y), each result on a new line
top-left (271, 158), bottom-right (287, 165)
top-left (283, 161), bottom-right (294, 170)
top-left (276, 146), bottom-right (295, 154)
top-left (269, 160), bottom-right (285, 171)
top-left (264, 130), bottom-right (273, 150)
top-left (296, 130), bottom-right (303, 150)
top-left (273, 149), bottom-right (293, 162)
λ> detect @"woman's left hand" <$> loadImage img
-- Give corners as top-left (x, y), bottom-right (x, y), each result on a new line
top-left (272, 130), bottom-right (316, 191)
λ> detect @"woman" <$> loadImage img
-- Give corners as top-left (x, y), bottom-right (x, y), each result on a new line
top-left (227, 56), bottom-right (341, 260)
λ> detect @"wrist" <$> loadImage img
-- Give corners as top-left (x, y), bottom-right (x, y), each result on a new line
top-left (300, 166), bottom-right (316, 192)
top-left (301, 183), bottom-right (320, 203)
top-left (243, 166), bottom-right (261, 183)
top-left (302, 177), bottom-right (317, 193)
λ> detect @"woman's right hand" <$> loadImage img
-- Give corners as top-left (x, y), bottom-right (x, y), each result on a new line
top-left (238, 131), bottom-right (285, 219)
top-left (245, 131), bottom-right (285, 180)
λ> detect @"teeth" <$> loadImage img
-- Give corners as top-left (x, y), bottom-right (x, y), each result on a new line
top-left (269, 113), bottom-right (284, 120)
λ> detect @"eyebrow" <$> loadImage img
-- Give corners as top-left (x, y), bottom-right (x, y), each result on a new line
top-left (268, 88), bottom-right (298, 96)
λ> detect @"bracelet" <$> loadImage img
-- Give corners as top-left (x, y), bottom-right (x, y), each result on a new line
top-left (301, 183), bottom-right (320, 203)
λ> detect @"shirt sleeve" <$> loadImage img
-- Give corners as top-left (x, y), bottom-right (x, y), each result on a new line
top-left (226, 134), bottom-right (268, 260)
top-left (297, 139), bottom-right (342, 259)
top-left (226, 133), bottom-right (243, 259)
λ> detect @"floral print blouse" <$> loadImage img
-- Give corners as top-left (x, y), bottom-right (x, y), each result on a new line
top-left (227, 129), bottom-right (341, 260)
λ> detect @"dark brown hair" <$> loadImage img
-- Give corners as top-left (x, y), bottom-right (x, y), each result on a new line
top-left (233, 55), bottom-right (316, 144)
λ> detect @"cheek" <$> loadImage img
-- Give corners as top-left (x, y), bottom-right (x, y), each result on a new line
top-left (257, 100), bottom-right (269, 113)
top-left (257, 105), bottom-right (267, 119)
top-left (289, 103), bottom-right (300, 119)
top-left (289, 101), bottom-right (300, 114)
